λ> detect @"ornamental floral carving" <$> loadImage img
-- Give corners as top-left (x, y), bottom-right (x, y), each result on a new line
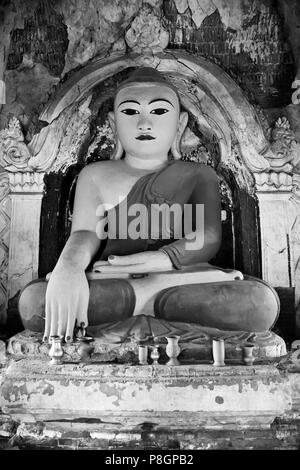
top-left (125, 4), bottom-right (169, 55)
top-left (0, 172), bottom-right (10, 324)
top-left (8, 172), bottom-right (45, 193)
top-left (0, 117), bottom-right (32, 172)
top-left (265, 117), bottom-right (300, 173)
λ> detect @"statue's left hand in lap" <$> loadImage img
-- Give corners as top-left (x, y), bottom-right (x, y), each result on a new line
top-left (93, 251), bottom-right (173, 274)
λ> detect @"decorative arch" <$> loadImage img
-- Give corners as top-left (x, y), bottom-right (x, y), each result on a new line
top-left (27, 51), bottom-right (271, 181)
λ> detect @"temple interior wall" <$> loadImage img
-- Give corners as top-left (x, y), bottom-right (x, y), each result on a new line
top-left (0, 0), bottom-right (300, 341)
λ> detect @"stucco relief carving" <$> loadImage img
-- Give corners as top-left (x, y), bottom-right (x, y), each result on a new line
top-left (0, 173), bottom-right (10, 325)
top-left (255, 117), bottom-right (300, 191)
top-left (52, 96), bottom-right (92, 173)
top-left (264, 117), bottom-right (300, 173)
top-left (254, 172), bottom-right (293, 192)
top-left (28, 96), bottom-right (92, 173)
top-left (125, 4), bottom-right (169, 55)
top-left (8, 172), bottom-right (45, 193)
top-left (0, 117), bottom-right (31, 172)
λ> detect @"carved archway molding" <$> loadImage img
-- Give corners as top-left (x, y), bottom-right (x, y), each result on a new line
top-left (0, 51), bottom-right (300, 333)
top-left (28, 51), bottom-right (271, 176)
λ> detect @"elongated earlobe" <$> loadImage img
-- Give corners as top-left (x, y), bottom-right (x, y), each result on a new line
top-left (171, 111), bottom-right (189, 160)
top-left (111, 138), bottom-right (124, 160)
top-left (108, 111), bottom-right (124, 160)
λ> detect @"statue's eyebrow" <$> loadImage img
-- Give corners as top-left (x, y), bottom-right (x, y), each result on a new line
top-left (149, 98), bottom-right (174, 108)
top-left (118, 98), bottom-right (174, 108)
top-left (118, 100), bottom-right (140, 107)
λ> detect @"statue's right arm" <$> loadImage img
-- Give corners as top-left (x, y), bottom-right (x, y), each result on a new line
top-left (43, 164), bottom-right (103, 342)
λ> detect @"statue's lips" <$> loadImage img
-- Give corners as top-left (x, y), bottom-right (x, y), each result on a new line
top-left (135, 135), bottom-right (156, 140)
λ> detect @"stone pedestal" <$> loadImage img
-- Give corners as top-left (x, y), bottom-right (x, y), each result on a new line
top-left (0, 359), bottom-right (291, 428)
top-left (1, 347), bottom-right (300, 449)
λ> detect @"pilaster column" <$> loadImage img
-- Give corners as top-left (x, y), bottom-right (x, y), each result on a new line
top-left (7, 172), bottom-right (45, 298)
top-left (255, 177), bottom-right (294, 287)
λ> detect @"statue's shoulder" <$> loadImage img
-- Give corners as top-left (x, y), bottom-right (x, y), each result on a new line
top-left (175, 161), bottom-right (218, 181)
top-left (78, 160), bottom-right (121, 182)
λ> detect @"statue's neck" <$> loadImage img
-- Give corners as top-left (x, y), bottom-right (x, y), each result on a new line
top-left (124, 154), bottom-right (168, 171)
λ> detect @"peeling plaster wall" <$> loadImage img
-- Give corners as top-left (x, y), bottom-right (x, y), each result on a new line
top-left (0, 0), bottom-right (296, 137)
top-left (164, 0), bottom-right (295, 109)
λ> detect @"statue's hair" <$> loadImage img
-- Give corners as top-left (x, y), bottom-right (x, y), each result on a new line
top-left (115, 67), bottom-right (180, 103)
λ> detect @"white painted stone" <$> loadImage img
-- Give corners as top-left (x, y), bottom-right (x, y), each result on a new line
top-left (257, 193), bottom-right (294, 287)
top-left (8, 192), bottom-right (43, 298)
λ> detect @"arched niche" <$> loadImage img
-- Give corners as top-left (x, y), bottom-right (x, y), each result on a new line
top-left (32, 51), bottom-right (270, 278)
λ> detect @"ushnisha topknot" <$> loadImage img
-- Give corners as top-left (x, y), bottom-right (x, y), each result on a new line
top-left (115, 67), bottom-right (180, 102)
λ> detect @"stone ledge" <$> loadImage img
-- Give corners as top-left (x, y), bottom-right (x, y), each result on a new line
top-left (5, 416), bottom-right (300, 450)
top-left (0, 359), bottom-right (293, 430)
top-left (6, 326), bottom-right (287, 364)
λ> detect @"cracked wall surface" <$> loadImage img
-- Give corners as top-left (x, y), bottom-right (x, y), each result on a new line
top-left (164, 0), bottom-right (295, 109)
top-left (0, 0), bottom-right (297, 135)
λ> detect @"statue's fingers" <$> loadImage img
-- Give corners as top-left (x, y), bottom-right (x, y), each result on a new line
top-left (108, 254), bottom-right (145, 265)
top-left (65, 309), bottom-right (76, 343)
top-left (49, 307), bottom-right (58, 338)
top-left (98, 263), bottom-right (150, 274)
top-left (95, 264), bottom-right (134, 273)
top-left (43, 299), bottom-right (51, 342)
top-left (57, 308), bottom-right (67, 338)
top-left (93, 260), bottom-right (110, 268)
top-left (76, 297), bottom-right (89, 328)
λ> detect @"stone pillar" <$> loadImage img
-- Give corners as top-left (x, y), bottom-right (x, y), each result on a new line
top-left (254, 116), bottom-right (300, 335)
top-left (7, 172), bottom-right (44, 299)
top-left (256, 188), bottom-right (294, 287)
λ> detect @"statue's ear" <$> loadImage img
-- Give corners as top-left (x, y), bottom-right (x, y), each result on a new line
top-left (108, 111), bottom-right (116, 133)
top-left (108, 111), bottom-right (123, 160)
top-left (171, 111), bottom-right (189, 160)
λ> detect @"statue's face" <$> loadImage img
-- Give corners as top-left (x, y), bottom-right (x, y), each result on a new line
top-left (112, 83), bottom-right (181, 159)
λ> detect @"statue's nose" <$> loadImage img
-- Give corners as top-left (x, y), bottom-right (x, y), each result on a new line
top-left (137, 115), bottom-right (152, 131)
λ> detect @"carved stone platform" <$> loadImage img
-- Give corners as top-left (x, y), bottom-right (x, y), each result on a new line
top-left (1, 337), bottom-right (300, 449)
top-left (0, 318), bottom-right (293, 449)
top-left (6, 316), bottom-right (287, 364)
top-left (0, 359), bottom-right (294, 428)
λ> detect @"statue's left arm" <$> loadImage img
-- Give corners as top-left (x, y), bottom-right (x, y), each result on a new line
top-left (159, 164), bottom-right (222, 268)
top-left (94, 164), bottom-right (221, 273)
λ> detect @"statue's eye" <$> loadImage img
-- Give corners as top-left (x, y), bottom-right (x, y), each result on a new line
top-left (121, 109), bottom-right (139, 115)
top-left (150, 108), bottom-right (169, 115)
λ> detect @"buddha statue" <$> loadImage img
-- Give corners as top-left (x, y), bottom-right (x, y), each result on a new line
top-left (18, 67), bottom-right (280, 346)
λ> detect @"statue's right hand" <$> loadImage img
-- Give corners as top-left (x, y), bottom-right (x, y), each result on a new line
top-left (43, 267), bottom-right (89, 343)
